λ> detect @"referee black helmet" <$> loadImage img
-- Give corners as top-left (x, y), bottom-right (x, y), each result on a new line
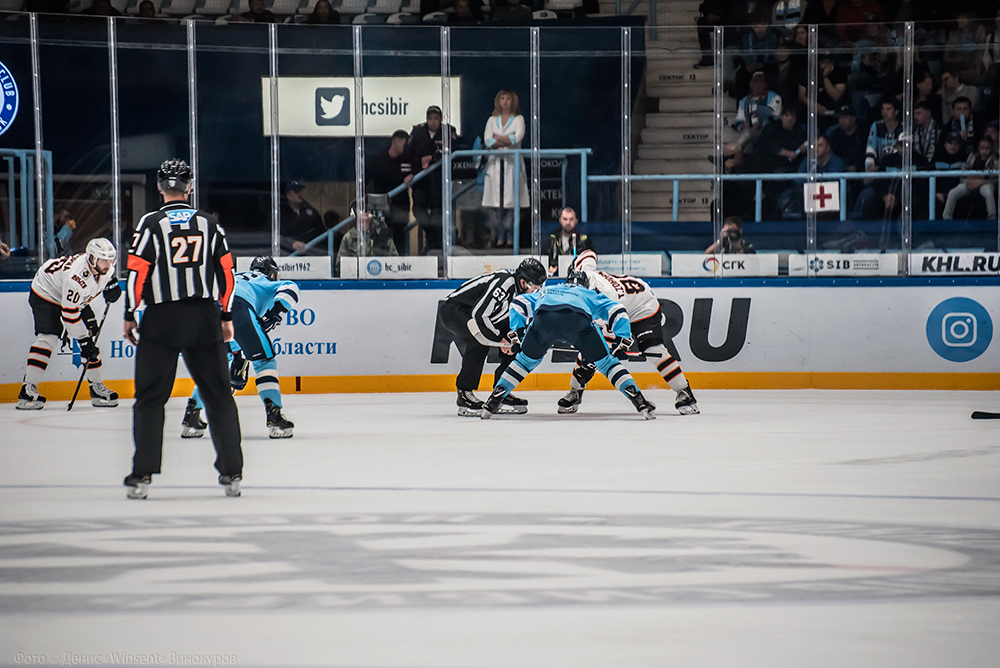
top-left (514, 257), bottom-right (546, 292)
top-left (157, 159), bottom-right (192, 193)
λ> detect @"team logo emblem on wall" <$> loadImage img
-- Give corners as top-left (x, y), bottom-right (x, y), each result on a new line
top-left (366, 259), bottom-right (382, 276)
top-left (926, 297), bottom-right (993, 362)
top-left (702, 257), bottom-right (719, 274)
top-left (0, 59), bottom-right (20, 137)
top-left (315, 88), bottom-right (350, 126)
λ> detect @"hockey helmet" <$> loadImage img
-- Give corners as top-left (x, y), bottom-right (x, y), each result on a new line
top-left (565, 269), bottom-right (589, 289)
top-left (250, 255), bottom-right (279, 281)
top-left (157, 158), bottom-right (192, 192)
top-left (86, 238), bottom-right (116, 275)
top-left (514, 257), bottom-right (546, 291)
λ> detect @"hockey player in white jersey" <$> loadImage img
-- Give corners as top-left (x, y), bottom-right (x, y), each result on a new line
top-left (184, 256), bottom-right (299, 438)
top-left (558, 250), bottom-right (698, 416)
top-left (17, 238), bottom-right (122, 409)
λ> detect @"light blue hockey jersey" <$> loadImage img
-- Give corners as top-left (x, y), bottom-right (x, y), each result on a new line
top-left (510, 283), bottom-right (630, 339)
top-left (234, 270), bottom-right (300, 316)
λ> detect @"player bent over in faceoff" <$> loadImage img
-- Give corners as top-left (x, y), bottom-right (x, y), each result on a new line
top-left (440, 257), bottom-right (546, 416)
top-left (17, 238), bottom-right (122, 409)
top-left (482, 270), bottom-right (656, 419)
top-left (184, 256), bottom-right (298, 439)
top-left (558, 250), bottom-right (698, 416)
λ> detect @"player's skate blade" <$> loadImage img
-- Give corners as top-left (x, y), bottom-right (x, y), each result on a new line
top-left (124, 474), bottom-right (150, 500)
top-left (89, 381), bottom-right (119, 407)
top-left (456, 390), bottom-right (484, 417)
top-left (675, 386), bottom-right (700, 415)
top-left (16, 383), bottom-right (46, 410)
top-left (557, 388), bottom-right (584, 414)
top-left (181, 399), bottom-right (206, 438)
top-left (624, 387), bottom-right (656, 420)
top-left (498, 393), bottom-right (528, 414)
top-left (265, 399), bottom-right (294, 439)
top-left (480, 387), bottom-right (507, 419)
top-left (219, 474), bottom-right (241, 497)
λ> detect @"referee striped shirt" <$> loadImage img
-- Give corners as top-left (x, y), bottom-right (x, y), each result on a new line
top-left (125, 202), bottom-right (236, 321)
top-left (445, 270), bottom-right (518, 346)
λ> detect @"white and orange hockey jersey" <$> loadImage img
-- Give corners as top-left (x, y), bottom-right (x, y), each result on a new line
top-left (573, 249), bottom-right (660, 323)
top-left (30, 254), bottom-right (115, 340)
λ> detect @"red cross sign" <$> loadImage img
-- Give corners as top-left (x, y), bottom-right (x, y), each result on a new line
top-left (803, 181), bottom-right (841, 213)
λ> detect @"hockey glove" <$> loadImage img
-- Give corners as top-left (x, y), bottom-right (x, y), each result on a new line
top-left (103, 282), bottom-right (122, 304)
top-left (229, 351), bottom-right (250, 391)
top-left (260, 304), bottom-right (287, 333)
top-left (78, 337), bottom-right (100, 364)
top-left (81, 305), bottom-right (100, 339)
top-left (611, 336), bottom-right (634, 359)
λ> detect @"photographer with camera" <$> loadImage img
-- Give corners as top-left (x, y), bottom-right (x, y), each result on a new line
top-left (408, 105), bottom-right (458, 255)
top-left (336, 198), bottom-right (399, 276)
top-left (705, 216), bottom-right (756, 255)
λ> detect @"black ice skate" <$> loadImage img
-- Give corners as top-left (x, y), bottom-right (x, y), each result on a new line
top-left (124, 473), bottom-right (151, 500)
top-left (624, 386), bottom-right (656, 420)
top-left (16, 383), bottom-right (46, 410)
top-left (264, 398), bottom-right (294, 438)
top-left (89, 381), bottom-right (119, 407)
top-left (181, 399), bottom-right (207, 438)
top-left (219, 474), bottom-right (242, 498)
top-left (557, 388), bottom-right (584, 414)
top-left (500, 393), bottom-right (528, 414)
top-left (480, 387), bottom-right (507, 419)
top-left (456, 390), bottom-right (484, 417)
top-left (675, 386), bottom-right (700, 415)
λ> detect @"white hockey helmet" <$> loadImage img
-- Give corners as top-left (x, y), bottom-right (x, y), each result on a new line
top-left (86, 238), bottom-right (116, 273)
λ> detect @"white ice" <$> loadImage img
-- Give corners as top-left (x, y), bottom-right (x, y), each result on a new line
top-left (1, 389), bottom-right (999, 668)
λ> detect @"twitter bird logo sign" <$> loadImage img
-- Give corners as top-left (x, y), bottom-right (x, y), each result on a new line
top-left (316, 88), bottom-right (350, 126)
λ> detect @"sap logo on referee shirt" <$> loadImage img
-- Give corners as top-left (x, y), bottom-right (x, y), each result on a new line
top-left (165, 210), bottom-right (194, 224)
top-left (0, 59), bottom-right (20, 136)
top-left (926, 297), bottom-right (992, 363)
top-left (316, 88), bottom-right (350, 126)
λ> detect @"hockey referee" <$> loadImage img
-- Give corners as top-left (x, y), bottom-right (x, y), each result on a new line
top-left (122, 159), bottom-right (243, 499)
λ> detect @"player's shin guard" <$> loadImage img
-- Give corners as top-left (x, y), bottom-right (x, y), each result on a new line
top-left (24, 334), bottom-right (58, 388)
top-left (253, 359), bottom-right (281, 408)
top-left (570, 356), bottom-right (597, 391)
top-left (644, 344), bottom-right (689, 391)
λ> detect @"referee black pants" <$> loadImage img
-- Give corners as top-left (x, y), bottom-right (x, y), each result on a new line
top-left (131, 299), bottom-right (243, 478)
top-left (439, 300), bottom-right (514, 392)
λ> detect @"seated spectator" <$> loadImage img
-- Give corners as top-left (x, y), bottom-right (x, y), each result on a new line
top-left (0, 238), bottom-right (9, 262)
top-left (913, 69), bottom-right (943, 126)
top-left (733, 71), bottom-right (781, 152)
top-left (912, 100), bottom-right (939, 164)
top-left (84, 0), bottom-right (121, 15)
top-left (943, 11), bottom-right (989, 86)
top-left (237, 0), bottom-right (275, 23)
top-left (800, 0), bottom-right (840, 47)
top-left (714, 142), bottom-right (757, 220)
top-left (985, 120), bottom-right (999, 151)
top-left (826, 105), bottom-right (868, 172)
top-left (942, 96), bottom-right (976, 155)
top-left (769, 40), bottom-right (802, 120)
top-left (932, 132), bottom-right (969, 216)
top-left (53, 207), bottom-right (77, 255)
top-left (280, 180), bottom-right (327, 254)
top-left (943, 136), bottom-right (998, 220)
top-left (490, 0), bottom-right (531, 23)
top-left (450, 0), bottom-right (481, 23)
top-left (850, 15), bottom-right (901, 105)
top-left (836, 0), bottom-right (885, 46)
top-left (800, 134), bottom-right (846, 175)
top-left (705, 216), bottom-right (756, 255)
top-left (336, 200), bottom-right (399, 274)
top-left (137, 0), bottom-right (156, 17)
top-left (757, 106), bottom-right (806, 175)
top-left (734, 17), bottom-right (780, 101)
top-left (307, 0), bottom-right (340, 23)
top-left (544, 206), bottom-right (593, 276)
top-left (939, 67), bottom-right (980, 120)
top-left (800, 53), bottom-right (847, 132)
top-left (865, 96), bottom-right (902, 173)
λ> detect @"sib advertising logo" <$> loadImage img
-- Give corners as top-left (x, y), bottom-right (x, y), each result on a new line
top-left (0, 59), bottom-right (19, 137)
top-left (315, 87), bottom-right (350, 126)
top-left (926, 297), bottom-right (993, 362)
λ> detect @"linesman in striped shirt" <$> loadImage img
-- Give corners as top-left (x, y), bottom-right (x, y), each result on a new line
top-left (121, 159), bottom-right (243, 500)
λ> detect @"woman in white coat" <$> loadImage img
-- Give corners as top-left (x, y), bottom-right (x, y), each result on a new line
top-left (482, 88), bottom-right (529, 249)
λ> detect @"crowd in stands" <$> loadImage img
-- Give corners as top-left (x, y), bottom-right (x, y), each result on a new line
top-left (707, 0), bottom-right (1000, 222)
top-left (9, 0), bottom-right (590, 23)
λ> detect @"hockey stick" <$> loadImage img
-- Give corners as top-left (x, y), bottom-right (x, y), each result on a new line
top-left (67, 301), bottom-right (111, 412)
top-left (971, 411), bottom-right (1000, 420)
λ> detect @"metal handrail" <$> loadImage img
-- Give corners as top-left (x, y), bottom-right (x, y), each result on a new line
top-left (0, 149), bottom-right (54, 254)
top-left (589, 169), bottom-right (1000, 223)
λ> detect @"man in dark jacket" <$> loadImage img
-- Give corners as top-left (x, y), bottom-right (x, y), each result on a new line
top-left (408, 106), bottom-right (458, 255)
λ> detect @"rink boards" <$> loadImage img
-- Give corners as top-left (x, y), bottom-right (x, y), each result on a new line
top-left (0, 279), bottom-right (997, 401)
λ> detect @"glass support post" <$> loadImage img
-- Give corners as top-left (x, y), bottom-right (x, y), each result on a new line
top-left (440, 27), bottom-right (452, 275)
top-left (711, 26), bottom-right (724, 271)
top-left (186, 20), bottom-right (199, 209)
top-left (901, 22), bottom-right (914, 272)
top-left (530, 27), bottom-right (541, 258)
top-left (108, 17), bottom-right (122, 269)
top-left (268, 24), bottom-right (280, 259)
top-left (29, 13), bottom-right (48, 261)
top-left (352, 25), bottom-right (366, 268)
top-left (620, 26), bottom-right (632, 273)
top-left (806, 25), bottom-right (818, 256)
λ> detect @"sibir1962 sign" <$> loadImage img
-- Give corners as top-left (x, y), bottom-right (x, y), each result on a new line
top-left (0, 59), bottom-right (19, 136)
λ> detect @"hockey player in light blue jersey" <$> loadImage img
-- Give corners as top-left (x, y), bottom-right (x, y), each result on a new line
top-left (481, 270), bottom-right (656, 419)
top-left (184, 256), bottom-right (300, 438)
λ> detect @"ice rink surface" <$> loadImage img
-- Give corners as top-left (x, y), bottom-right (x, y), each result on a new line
top-left (1, 388), bottom-right (999, 668)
